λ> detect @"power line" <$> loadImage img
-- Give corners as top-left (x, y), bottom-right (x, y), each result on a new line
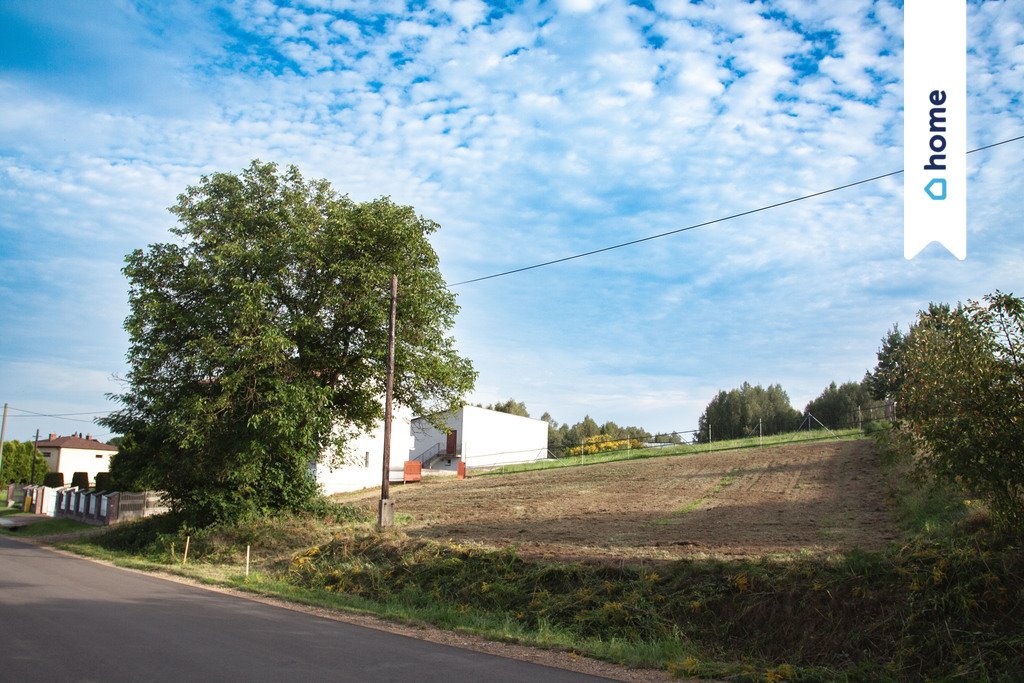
top-left (6, 406), bottom-right (112, 423)
top-left (450, 134), bottom-right (1024, 287)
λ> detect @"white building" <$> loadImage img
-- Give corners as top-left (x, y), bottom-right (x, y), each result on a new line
top-left (34, 433), bottom-right (117, 486)
top-left (410, 405), bottom-right (549, 469)
top-left (313, 406), bottom-right (414, 495)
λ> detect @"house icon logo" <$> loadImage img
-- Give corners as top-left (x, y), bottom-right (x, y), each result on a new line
top-left (925, 178), bottom-right (947, 200)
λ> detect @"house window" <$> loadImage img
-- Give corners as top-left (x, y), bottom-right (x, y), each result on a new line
top-left (96, 454), bottom-right (103, 458)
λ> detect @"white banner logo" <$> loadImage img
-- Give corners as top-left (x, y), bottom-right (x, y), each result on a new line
top-left (904, 0), bottom-right (967, 260)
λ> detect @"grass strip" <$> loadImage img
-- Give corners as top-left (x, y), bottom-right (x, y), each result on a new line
top-left (483, 428), bottom-right (865, 476)
top-left (1, 518), bottom-right (93, 535)
top-left (60, 515), bottom-right (1024, 680)
top-left (53, 435), bottom-right (1024, 680)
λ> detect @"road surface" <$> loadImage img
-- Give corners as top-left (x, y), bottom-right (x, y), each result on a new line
top-left (0, 535), bottom-right (608, 682)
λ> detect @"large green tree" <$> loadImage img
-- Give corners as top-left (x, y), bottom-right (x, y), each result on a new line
top-left (890, 292), bottom-right (1024, 529)
top-left (101, 161), bottom-right (476, 525)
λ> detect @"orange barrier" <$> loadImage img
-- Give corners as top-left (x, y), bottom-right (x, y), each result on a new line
top-left (403, 461), bottom-right (422, 483)
top-left (457, 462), bottom-right (466, 480)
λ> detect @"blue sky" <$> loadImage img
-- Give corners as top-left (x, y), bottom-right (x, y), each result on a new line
top-left (1, 0), bottom-right (1022, 442)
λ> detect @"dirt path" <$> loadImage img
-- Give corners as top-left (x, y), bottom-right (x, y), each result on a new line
top-left (346, 439), bottom-right (898, 561)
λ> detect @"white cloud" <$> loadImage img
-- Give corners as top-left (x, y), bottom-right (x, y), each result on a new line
top-left (2, 0), bottom-right (1022, 437)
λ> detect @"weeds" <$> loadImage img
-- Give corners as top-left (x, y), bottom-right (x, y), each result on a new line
top-left (57, 438), bottom-right (1024, 679)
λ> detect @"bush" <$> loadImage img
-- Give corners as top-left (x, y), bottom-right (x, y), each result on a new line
top-left (71, 472), bottom-right (90, 489)
top-left (893, 292), bottom-right (1024, 530)
top-left (94, 472), bottom-right (112, 491)
top-left (43, 472), bottom-right (65, 487)
top-left (862, 419), bottom-right (892, 435)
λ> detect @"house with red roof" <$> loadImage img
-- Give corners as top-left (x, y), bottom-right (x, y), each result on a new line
top-left (34, 432), bottom-right (118, 487)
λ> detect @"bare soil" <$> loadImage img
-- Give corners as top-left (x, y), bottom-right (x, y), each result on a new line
top-left (345, 439), bottom-right (899, 561)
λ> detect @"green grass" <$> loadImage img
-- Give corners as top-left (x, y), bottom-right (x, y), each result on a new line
top-left (482, 428), bottom-right (865, 476)
top-left (52, 435), bottom-right (1024, 680)
top-left (0, 518), bottom-right (93, 536)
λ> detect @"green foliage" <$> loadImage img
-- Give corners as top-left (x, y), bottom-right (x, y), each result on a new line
top-left (865, 323), bottom-right (908, 401)
top-left (890, 292), bottom-right (1024, 530)
top-left (564, 434), bottom-right (643, 457)
top-left (653, 432), bottom-right (683, 444)
top-left (291, 533), bottom-right (670, 642)
top-left (862, 419), bottom-right (892, 435)
top-left (43, 472), bottom-right (65, 488)
top-left (1, 441), bottom-right (48, 485)
top-left (100, 161), bottom-right (476, 527)
top-left (486, 398), bottom-right (530, 417)
top-left (107, 432), bottom-right (155, 492)
top-left (696, 382), bottom-right (801, 442)
top-left (94, 472), bottom-right (112, 491)
top-left (805, 378), bottom-right (885, 429)
top-left (522, 406), bottom-right (656, 454)
top-left (71, 472), bottom-right (90, 489)
top-left (65, 448), bottom-right (1024, 680)
top-left (88, 506), bottom-right (368, 564)
top-left (872, 426), bottom-right (970, 538)
top-left (284, 529), bottom-right (1024, 679)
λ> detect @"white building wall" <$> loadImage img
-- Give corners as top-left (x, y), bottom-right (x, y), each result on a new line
top-left (315, 406), bottom-right (414, 495)
top-left (460, 406), bottom-right (548, 467)
top-left (42, 448), bottom-right (113, 485)
top-left (409, 406), bottom-right (548, 468)
top-left (410, 411), bottom-right (464, 462)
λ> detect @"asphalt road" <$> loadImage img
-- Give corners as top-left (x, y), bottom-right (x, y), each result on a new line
top-left (0, 535), bottom-right (607, 682)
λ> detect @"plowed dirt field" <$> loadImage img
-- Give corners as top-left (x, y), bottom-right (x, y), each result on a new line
top-left (345, 439), bottom-right (899, 561)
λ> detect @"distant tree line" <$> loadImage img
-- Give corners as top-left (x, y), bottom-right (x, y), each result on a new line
top-left (481, 399), bottom-right (680, 455)
top-left (487, 377), bottom-right (890, 455)
top-left (696, 383), bottom-right (800, 442)
top-left (695, 378), bottom-right (888, 443)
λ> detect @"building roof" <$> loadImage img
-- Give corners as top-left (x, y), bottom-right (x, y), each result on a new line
top-left (34, 433), bottom-right (118, 452)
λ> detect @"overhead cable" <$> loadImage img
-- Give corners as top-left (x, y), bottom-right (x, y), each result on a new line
top-left (450, 134), bottom-right (1024, 287)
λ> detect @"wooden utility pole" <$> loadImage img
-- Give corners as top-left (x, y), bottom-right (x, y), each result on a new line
top-left (378, 275), bottom-right (398, 529)
top-left (0, 403), bottom-right (7, 482)
top-left (31, 429), bottom-right (40, 484)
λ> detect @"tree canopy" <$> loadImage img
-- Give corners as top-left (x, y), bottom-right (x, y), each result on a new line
top-left (486, 399), bottom-right (530, 417)
top-left (101, 161), bottom-right (476, 525)
top-left (1, 440), bottom-right (48, 486)
top-left (804, 378), bottom-right (884, 429)
top-left (696, 382), bottom-right (801, 442)
top-left (879, 292), bottom-right (1024, 529)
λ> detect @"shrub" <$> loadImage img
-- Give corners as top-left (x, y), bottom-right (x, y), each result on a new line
top-left (895, 292), bottom-right (1024, 530)
top-left (71, 472), bottom-right (90, 489)
top-left (862, 419), bottom-right (891, 435)
top-left (94, 472), bottom-right (112, 491)
top-left (43, 472), bottom-right (65, 488)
